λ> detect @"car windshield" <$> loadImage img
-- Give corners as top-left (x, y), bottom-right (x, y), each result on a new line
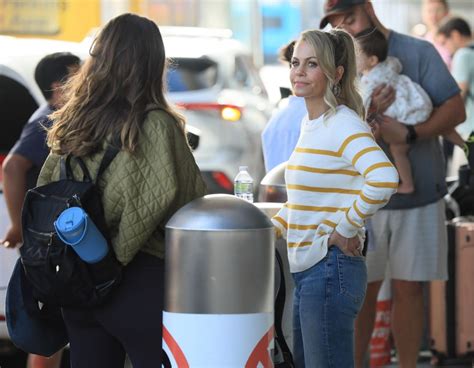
top-left (167, 57), bottom-right (218, 92)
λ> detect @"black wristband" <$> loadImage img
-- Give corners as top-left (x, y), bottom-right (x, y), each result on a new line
top-left (405, 124), bottom-right (417, 144)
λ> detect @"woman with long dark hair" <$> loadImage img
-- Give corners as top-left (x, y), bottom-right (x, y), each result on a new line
top-left (38, 13), bottom-right (206, 367)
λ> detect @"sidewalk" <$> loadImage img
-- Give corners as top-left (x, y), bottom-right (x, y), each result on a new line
top-left (384, 352), bottom-right (473, 368)
top-left (367, 350), bottom-right (473, 368)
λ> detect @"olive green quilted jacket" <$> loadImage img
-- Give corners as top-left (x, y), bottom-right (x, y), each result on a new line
top-left (38, 109), bottom-right (207, 265)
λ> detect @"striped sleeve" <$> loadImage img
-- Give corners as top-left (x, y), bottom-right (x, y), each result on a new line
top-left (272, 206), bottom-right (289, 240)
top-left (335, 130), bottom-right (399, 238)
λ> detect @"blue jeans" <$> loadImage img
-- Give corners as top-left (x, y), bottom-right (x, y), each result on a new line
top-left (292, 246), bottom-right (367, 368)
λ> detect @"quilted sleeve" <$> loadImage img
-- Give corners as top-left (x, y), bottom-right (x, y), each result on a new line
top-left (106, 113), bottom-right (181, 264)
top-left (37, 153), bottom-right (61, 186)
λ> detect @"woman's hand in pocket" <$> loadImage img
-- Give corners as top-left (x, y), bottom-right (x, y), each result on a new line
top-left (329, 230), bottom-right (362, 256)
top-left (274, 227), bottom-right (283, 239)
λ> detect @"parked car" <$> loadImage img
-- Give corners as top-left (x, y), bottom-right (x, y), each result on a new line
top-left (160, 27), bottom-right (273, 193)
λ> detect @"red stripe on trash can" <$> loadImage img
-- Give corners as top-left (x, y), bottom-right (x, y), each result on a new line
top-left (245, 325), bottom-right (274, 368)
top-left (162, 325), bottom-right (189, 368)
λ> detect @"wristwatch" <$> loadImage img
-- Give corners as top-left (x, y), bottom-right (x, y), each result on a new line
top-left (405, 124), bottom-right (417, 144)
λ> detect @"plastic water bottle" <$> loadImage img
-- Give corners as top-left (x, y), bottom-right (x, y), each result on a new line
top-left (234, 166), bottom-right (254, 203)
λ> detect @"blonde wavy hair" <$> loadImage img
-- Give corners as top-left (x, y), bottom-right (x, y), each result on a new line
top-left (47, 13), bottom-right (185, 156)
top-left (299, 29), bottom-right (365, 120)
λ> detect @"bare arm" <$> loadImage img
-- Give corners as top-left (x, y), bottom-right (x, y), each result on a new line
top-left (369, 84), bottom-right (396, 116)
top-left (1, 154), bottom-right (32, 248)
top-left (458, 81), bottom-right (468, 101)
top-left (416, 93), bottom-right (466, 139)
top-left (377, 93), bottom-right (466, 144)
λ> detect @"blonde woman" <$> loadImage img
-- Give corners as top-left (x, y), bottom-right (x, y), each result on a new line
top-left (272, 29), bottom-right (398, 367)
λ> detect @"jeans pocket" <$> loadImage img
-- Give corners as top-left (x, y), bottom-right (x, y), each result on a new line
top-left (337, 253), bottom-right (367, 308)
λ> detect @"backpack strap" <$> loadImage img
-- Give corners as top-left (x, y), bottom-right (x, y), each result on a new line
top-left (59, 157), bottom-right (68, 180)
top-left (60, 155), bottom-right (92, 182)
top-left (274, 249), bottom-right (294, 366)
top-left (162, 350), bottom-right (172, 368)
top-left (59, 146), bottom-right (119, 182)
top-left (96, 146), bottom-right (120, 182)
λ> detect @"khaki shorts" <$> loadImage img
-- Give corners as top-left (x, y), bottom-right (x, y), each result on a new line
top-left (366, 199), bottom-right (448, 282)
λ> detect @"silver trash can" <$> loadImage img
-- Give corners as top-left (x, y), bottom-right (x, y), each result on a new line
top-left (162, 194), bottom-right (275, 367)
top-left (256, 162), bottom-right (295, 357)
top-left (258, 162), bottom-right (287, 203)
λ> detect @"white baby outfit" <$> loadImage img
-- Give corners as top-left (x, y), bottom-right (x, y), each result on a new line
top-left (361, 56), bottom-right (432, 125)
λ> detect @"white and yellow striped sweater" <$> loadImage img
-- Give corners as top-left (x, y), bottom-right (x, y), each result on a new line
top-left (272, 105), bottom-right (399, 273)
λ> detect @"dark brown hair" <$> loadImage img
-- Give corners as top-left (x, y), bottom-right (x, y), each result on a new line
top-left (438, 16), bottom-right (472, 38)
top-left (279, 40), bottom-right (296, 64)
top-left (35, 52), bottom-right (80, 100)
top-left (355, 28), bottom-right (388, 62)
top-left (48, 13), bottom-right (185, 156)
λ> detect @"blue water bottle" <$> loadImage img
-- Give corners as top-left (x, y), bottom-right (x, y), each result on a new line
top-left (54, 207), bottom-right (108, 264)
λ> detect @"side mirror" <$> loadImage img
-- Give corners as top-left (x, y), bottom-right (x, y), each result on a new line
top-left (186, 125), bottom-right (201, 150)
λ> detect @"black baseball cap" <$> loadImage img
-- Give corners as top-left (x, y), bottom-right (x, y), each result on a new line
top-left (320, 0), bottom-right (366, 29)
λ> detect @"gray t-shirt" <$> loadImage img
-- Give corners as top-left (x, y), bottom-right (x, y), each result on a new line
top-left (27, 103), bottom-right (52, 123)
top-left (383, 31), bottom-right (460, 210)
top-left (451, 44), bottom-right (474, 138)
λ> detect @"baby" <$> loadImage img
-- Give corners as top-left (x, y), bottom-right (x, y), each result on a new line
top-left (356, 28), bottom-right (465, 193)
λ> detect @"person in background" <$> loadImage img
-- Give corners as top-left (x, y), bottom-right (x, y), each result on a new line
top-left (38, 13), bottom-right (206, 368)
top-left (261, 40), bottom-right (306, 172)
top-left (272, 28), bottom-right (398, 367)
top-left (420, 0), bottom-right (452, 68)
top-left (320, 1), bottom-right (466, 367)
top-left (1, 52), bottom-right (80, 368)
top-left (356, 28), bottom-right (466, 193)
top-left (2, 52), bottom-right (80, 248)
top-left (438, 17), bottom-right (474, 172)
top-left (420, 0), bottom-right (454, 164)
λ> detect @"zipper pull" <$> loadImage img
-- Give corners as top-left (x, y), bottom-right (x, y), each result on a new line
top-left (71, 194), bottom-right (82, 207)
